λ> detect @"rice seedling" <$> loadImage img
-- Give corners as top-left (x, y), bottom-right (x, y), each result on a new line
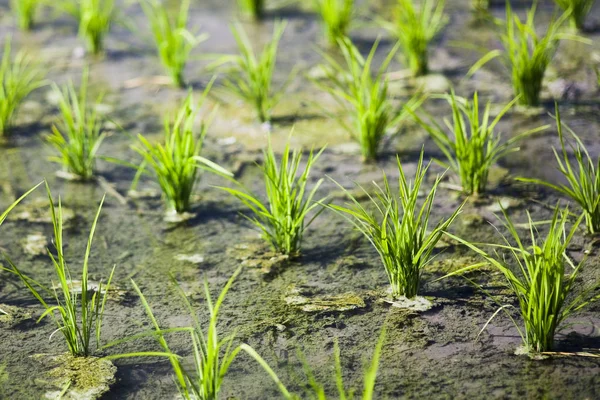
top-left (467, 3), bottom-right (585, 107)
top-left (3, 183), bottom-right (115, 357)
top-left (0, 182), bottom-right (42, 227)
top-left (443, 206), bottom-right (600, 354)
top-left (10, 0), bottom-right (42, 30)
top-left (60, 0), bottom-right (116, 54)
top-left (105, 267), bottom-right (244, 400)
top-left (380, 0), bottom-right (447, 76)
top-left (313, 37), bottom-right (421, 162)
top-left (141, 0), bottom-right (207, 87)
top-left (132, 82), bottom-right (232, 214)
top-left (0, 37), bottom-right (46, 137)
top-left (554, 0), bottom-right (596, 30)
top-left (214, 21), bottom-right (289, 124)
top-left (216, 134), bottom-right (326, 256)
top-left (314, 0), bottom-right (354, 46)
top-left (46, 68), bottom-right (106, 181)
top-left (327, 150), bottom-right (463, 298)
top-left (409, 91), bottom-right (549, 196)
top-left (518, 105), bottom-right (600, 234)
top-left (242, 327), bottom-right (386, 399)
top-left (237, 0), bottom-right (265, 20)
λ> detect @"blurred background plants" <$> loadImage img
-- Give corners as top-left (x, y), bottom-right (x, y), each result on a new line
top-left (59, 0), bottom-right (116, 55)
top-left (314, 0), bottom-right (354, 46)
top-left (553, 0), bottom-right (596, 30)
top-left (10, 0), bottom-right (42, 30)
top-left (237, 0), bottom-right (265, 20)
top-left (0, 37), bottom-right (46, 137)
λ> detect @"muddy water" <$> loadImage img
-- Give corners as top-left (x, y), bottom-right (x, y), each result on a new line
top-left (1, 0), bottom-right (600, 399)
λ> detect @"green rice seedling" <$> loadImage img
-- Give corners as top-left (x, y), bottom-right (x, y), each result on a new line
top-left (313, 37), bottom-right (421, 162)
top-left (327, 150), bottom-right (463, 298)
top-left (237, 0), bottom-right (265, 20)
top-left (0, 182), bottom-right (42, 228)
top-left (46, 68), bottom-right (106, 181)
top-left (554, 0), bottom-right (596, 30)
top-left (468, 3), bottom-right (585, 107)
top-left (10, 0), bottom-right (42, 30)
top-left (410, 91), bottom-right (549, 196)
top-left (132, 82), bottom-right (232, 214)
top-left (141, 0), bottom-right (207, 87)
top-left (217, 135), bottom-right (326, 256)
top-left (215, 21), bottom-right (289, 124)
top-left (314, 0), bottom-right (354, 46)
top-left (4, 183), bottom-right (115, 357)
top-left (105, 268), bottom-right (244, 400)
top-left (444, 206), bottom-right (600, 354)
top-left (519, 105), bottom-right (600, 234)
top-left (241, 327), bottom-right (386, 399)
top-left (0, 37), bottom-right (46, 137)
top-left (60, 0), bottom-right (116, 54)
top-left (380, 0), bottom-right (447, 76)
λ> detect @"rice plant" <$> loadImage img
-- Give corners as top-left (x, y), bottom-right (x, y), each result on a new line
top-left (518, 105), bottom-right (600, 234)
top-left (0, 182), bottom-right (42, 228)
top-left (46, 68), bottom-right (106, 180)
top-left (381, 0), bottom-right (448, 76)
top-left (444, 206), bottom-right (600, 354)
top-left (105, 268), bottom-right (244, 400)
top-left (327, 150), bottom-right (463, 298)
top-left (215, 21), bottom-right (289, 124)
top-left (410, 91), bottom-right (549, 196)
top-left (314, 0), bottom-right (354, 46)
top-left (237, 0), bottom-right (265, 20)
top-left (242, 327), bottom-right (386, 399)
top-left (60, 0), bottom-right (116, 54)
top-left (132, 82), bottom-right (232, 214)
top-left (217, 135), bottom-right (326, 256)
top-left (554, 0), bottom-right (596, 30)
top-left (313, 37), bottom-right (421, 161)
top-left (3, 183), bottom-right (115, 357)
top-left (141, 0), bottom-right (207, 87)
top-left (468, 3), bottom-right (584, 107)
top-left (0, 37), bottom-right (46, 137)
top-left (10, 0), bottom-right (42, 30)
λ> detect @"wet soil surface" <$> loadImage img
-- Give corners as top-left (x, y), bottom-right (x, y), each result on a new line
top-left (1, 0), bottom-right (600, 399)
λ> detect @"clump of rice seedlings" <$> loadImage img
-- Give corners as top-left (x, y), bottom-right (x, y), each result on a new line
top-left (215, 21), bottom-right (289, 124)
top-left (217, 134), bottom-right (326, 256)
top-left (554, 0), bottom-right (596, 30)
top-left (10, 0), bottom-right (42, 30)
top-left (381, 0), bottom-right (447, 76)
top-left (0, 37), bottom-right (46, 137)
top-left (4, 183), bottom-right (115, 357)
top-left (132, 82), bottom-right (232, 214)
top-left (313, 37), bottom-right (420, 162)
top-left (46, 68), bottom-right (106, 181)
top-left (242, 327), bottom-right (386, 399)
top-left (61, 0), bottom-right (116, 54)
top-left (468, 3), bottom-right (584, 107)
top-left (106, 268), bottom-right (244, 400)
top-left (141, 0), bottom-right (207, 87)
top-left (444, 206), bottom-right (600, 354)
top-left (314, 0), bottom-right (354, 46)
top-left (237, 0), bottom-right (265, 20)
top-left (519, 105), bottom-right (600, 234)
top-left (410, 91), bottom-right (549, 196)
top-left (327, 150), bottom-right (463, 298)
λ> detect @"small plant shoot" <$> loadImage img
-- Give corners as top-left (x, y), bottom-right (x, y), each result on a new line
top-left (237, 0), bottom-right (265, 20)
top-left (519, 105), bottom-right (600, 234)
top-left (444, 206), bottom-right (600, 354)
top-left (554, 0), bottom-right (596, 30)
top-left (314, 0), bottom-right (354, 46)
top-left (132, 82), bottom-right (232, 214)
top-left (410, 91), bottom-right (548, 195)
top-left (3, 183), bottom-right (115, 357)
top-left (217, 134), bottom-right (326, 256)
top-left (468, 3), bottom-right (586, 106)
top-left (10, 0), bottom-right (42, 30)
top-left (141, 0), bottom-right (208, 87)
top-left (328, 150), bottom-right (463, 298)
top-left (0, 37), bottom-right (46, 137)
top-left (314, 37), bottom-right (421, 161)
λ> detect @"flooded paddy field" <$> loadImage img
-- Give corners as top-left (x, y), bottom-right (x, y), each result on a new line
top-left (1, 0), bottom-right (600, 399)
